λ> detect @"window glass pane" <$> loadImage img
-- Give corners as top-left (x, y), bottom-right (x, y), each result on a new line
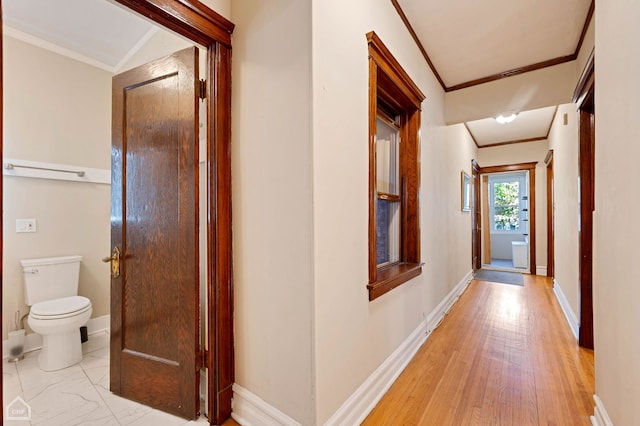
top-left (376, 118), bottom-right (400, 195)
top-left (494, 206), bottom-right (520, 230)
top-left (376, 199), bottom-right (400, 265)
top-left (493, 181), bottom-right (520, 230)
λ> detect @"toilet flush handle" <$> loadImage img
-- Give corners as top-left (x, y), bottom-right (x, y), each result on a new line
top-left (102, 246), bottom-right (121, 279)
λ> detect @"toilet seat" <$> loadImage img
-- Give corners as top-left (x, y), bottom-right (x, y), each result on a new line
top-left (30, 296), bottom-right (92, 320)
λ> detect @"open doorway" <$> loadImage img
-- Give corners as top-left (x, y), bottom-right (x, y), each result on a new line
top-left (478, 162), bottom-right (537, 275)
top-left (1, 0), bottom-right (234, 423)
top-left (482, 171), bottom-right (530, 272)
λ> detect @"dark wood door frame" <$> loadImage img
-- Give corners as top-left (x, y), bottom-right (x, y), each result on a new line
top-left (545, 150), bottom-right (554, 278)
top-left (1, 0), bottom-right (4, 410)
top-left (479, 162), bottom-right (538, 275)
top-left (471, 160), bottom-right (481, 271)
top-left (574, 54), bottom-right (595, 349)
top-left (0, 2), bottom-right (235, 423)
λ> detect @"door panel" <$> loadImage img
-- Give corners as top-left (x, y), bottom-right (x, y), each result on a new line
top-left (578, 90), bottom-right (595, 349)
top-left (471, 160), bottom-right (480, 271)
top-left (546, 150), bottom-right (554, 278)
top-left (110, 47), bottom-right (200, 419)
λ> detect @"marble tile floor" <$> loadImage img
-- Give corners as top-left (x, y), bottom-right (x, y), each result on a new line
top-left (3, 330), bottom-right (211, 426)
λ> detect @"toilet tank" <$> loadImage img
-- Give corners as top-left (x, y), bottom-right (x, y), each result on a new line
top-left (21, 255), bottom-right (82, 306)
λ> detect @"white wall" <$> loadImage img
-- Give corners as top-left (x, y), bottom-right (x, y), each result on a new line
top-left (230, 0), bottom-right (478, 423)
top-left (2, 14), bottom-right (208, 343)
top-left (445, 62), bottom-right (576, 125)
top-left (576, 15), bottom-right (594, 83)
top-left (116, 29), bottom-right (191, 73)
top-left (547, 104), bottom-right (580, 321)
top-left (200, 0), bottom-right (230, 20)
top-left (312, 0), bottom-right (476, 422)
top-left (231, 0), bottom-right (315, 423)
top-left (593, 2), bottom-right (640, 424)
top-left (477, 140), bottom-right (548, 272)
top-left (491, 234), bottom-right (526, 260)
top-left (2, 36), bottom-right (112, 340)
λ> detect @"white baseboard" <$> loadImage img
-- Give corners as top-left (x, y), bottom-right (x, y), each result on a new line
top-left (86, 315), bottom-right (110, 335)
top-left (536, 266), bottom-right (548, 276)
top-left (590, 395), bottom-right (613, 426)
top-left (552, 280), bottom-right (579, 340)
top-left (232, 383), bottom-right (301, 426)
top-left (2, 314), bottom-right (110, 359)
top-left (323, 270), bottom-right (474, 426)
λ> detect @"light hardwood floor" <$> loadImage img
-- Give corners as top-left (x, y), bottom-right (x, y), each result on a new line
top-left (363, 274), bottom-right (594, 425)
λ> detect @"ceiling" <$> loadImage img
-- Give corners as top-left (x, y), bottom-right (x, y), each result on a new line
top-left (4, 0), bottom-right (591, 147)
top-left (466, 106), bottom-right (557, 147)
top-left (395, 0), bottom-right (593, 90)
top-left (3, 0), bottom-right (156, 72)
top-left (396, 0), bottom-right (592, 147)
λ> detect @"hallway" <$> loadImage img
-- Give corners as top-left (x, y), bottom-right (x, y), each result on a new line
top-left (363, 275), bottom-right (594, 425)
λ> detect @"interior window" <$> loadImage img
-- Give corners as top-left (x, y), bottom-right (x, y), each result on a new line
top-left (376, 114), bottom-right (401, 266)
top-left (367, 31), bottom-right (425, 301)
top-left (489, 173), bottom-right (527, 233)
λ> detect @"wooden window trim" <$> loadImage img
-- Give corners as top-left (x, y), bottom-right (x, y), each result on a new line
top-left (367, 32), bottom-right (425, 301)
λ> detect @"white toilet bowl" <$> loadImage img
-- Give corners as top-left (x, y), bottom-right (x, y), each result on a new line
top-left (28, 296), bottom-right (92, 371)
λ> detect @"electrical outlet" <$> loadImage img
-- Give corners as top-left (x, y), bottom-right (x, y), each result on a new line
top-left (16, 218), bottom-right (37, 233)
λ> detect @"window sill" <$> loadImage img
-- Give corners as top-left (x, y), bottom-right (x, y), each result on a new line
top-left (367, 262), bottom-right (423, 301)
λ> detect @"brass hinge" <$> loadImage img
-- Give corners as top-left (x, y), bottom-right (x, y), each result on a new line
top-left (198, 79), bottom-right (207, 100)
top-left (199, 348), bottom-right (208, 369)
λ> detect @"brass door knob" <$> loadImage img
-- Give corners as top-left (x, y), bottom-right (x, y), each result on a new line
top-left (102, 247), bottom-right (121, 278)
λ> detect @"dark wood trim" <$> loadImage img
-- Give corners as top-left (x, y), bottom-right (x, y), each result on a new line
top-left (573, 49), bottom-right (595, 104)
top-left (447, 55), bottom-right (575, 92)
top-left (575, 0), bottom-right (595, 58)
top-left (368, 58), bottom-right (378, 283)
top-left (115, 0), bottom-right (234, 48)
top-left (577, 79), bottom-right (595, 349)
top-left (378, 192), bottom-right (401, 202)
top-left (478, 136), bottom-right (547, 149)
top-left (545, 150), bottom-right (554, 278)
top-left (544, 150), bottom-right (553, 167)
top-left (391, 0), bottom-right (594, 92)
top-left (479, 162), bottom-right (538, 175)
top-left (479, 162), bottom-right (537, 275)
top-left (207, 43), bottom-right (234, 423)
top-left (471, 160), bottom-right (481, 271)
top-left (368, 32), bottom-right (425, 301)
top-left (367, 31), bottom-right (426, 109)
top-left (464, 123), bottom-right (480, 148)
top-left (545, 106), bottom-right (559, 138)
top-left (390, 0), bottom-right (447, 91)
top-left (367, 263), bottom-right (423, 301)
top-left (0, 0), bottom-right (4, 410)
top-left (529, 168), bottom-right (537, 276)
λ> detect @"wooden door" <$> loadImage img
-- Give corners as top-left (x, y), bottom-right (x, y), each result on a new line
top-left (471, 160), bottom-right (481, 271)
top-left (545, 150), bottom-right (555, 278)
top-left (110, 47), bottom-right (201, 419)
top-left (578, 86), bottom-right (595, 349)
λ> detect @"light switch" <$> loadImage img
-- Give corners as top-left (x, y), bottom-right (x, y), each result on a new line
top-left (16, 218), bottom-right (37, 233)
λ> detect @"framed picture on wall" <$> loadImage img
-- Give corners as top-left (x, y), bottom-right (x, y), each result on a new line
top-left (461, 171), bottom-right (470, 212)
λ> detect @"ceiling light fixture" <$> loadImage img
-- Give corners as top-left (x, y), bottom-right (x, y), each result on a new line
top-left (495, 113), bottom-right (518, 124)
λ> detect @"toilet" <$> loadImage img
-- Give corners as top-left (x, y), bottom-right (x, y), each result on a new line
top-left (21, 255), bottom-right (92, 371)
